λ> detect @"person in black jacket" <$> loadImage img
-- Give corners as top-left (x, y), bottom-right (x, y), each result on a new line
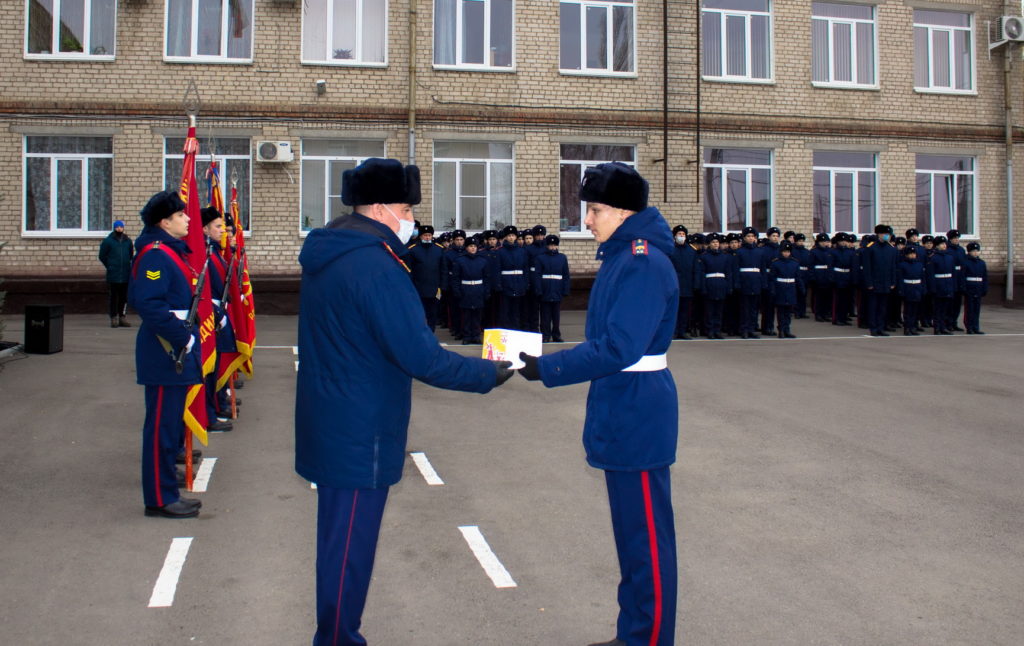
top-left (406, 225), bottom-right (447, 331)
top-left (532, 234), bottom-right (571, 342)
top-left (861, 224), bottom-right (899, 336)
top-left (452, 237), bottom-right (491, 344)
top-left (669, 225), bottom-right (699, 339)
top-left (98, 219), bottom-right (135, 328)
top-left (962, 242), bottom-right (988, 334)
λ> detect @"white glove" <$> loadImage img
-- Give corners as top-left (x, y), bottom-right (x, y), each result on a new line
top-left (218, 315), bottom-right (228, 330)
top-left (185, 334), bottom-right (196, 354)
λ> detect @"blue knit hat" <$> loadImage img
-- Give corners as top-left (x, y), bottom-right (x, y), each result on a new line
top-left (112, 220), bottom-right (125, 229)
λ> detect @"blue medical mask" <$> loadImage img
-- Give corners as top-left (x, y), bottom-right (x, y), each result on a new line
top-left (881, 233), bottom-right (891, 242)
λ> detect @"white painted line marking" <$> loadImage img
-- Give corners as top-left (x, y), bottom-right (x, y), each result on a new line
top-left (148, 537), bottom-right (194, 608)
top-left (671, 332), bottom-right (1024, 343)
top-left (295, 361), bottom-right (299, 372)
top-left (458, 526), bottom-right (517, 588)
top-left (292, 346), bottom-right (298, 355)
top-left (410, 452), bottom-right (445, 485)
top-left (190, 457), bottom-right (217, 493)
top-left (311, 482), bottom-right (317, 490)
top-left (254, 345), bottom-right (297, 349)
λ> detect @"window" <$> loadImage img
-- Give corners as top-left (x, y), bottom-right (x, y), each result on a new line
top-left (164, 137), bottom-right (251, 230)
top-left (702, 0), bottom-right (771, 82)
top-left (165, 0), bottom-right (253, 62)
top-left (24, 136), bottom-right (113, 236)
top-left (913, 10), bottom-right (973, 93)
top-left (433, 141), bottom-right (513, 232)
top-left (559, 144), bottom-right (635, 234)
top-left (811, 2), bottom-right (875, 87)
top-left (434, 0), bottom-right (514, 69)
top-left (300, 140), bottom-right (386, 232)
top-left (302, 0), bottom-right (387, 65)
top-left (559, 0), bottom-right (634, 74)
top-left (812, 151), bottom-right (877, 234)
top-left (915, 154), bottom-right (975, 236)
top-left (26, 0), bottom-right (117, 58)
top-left (703, 148), bottom-right (771, 233)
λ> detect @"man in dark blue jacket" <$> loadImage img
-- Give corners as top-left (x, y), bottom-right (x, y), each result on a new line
top-left (496, 225), bottom-right (529, 330)
top-left (129, 191), bottom-right (203, 519)
top-left (406, 224), bottom-right (446, 331)
top-left (861, 224), bottom-right (899, 336)
top-left (759, 226), bottom-right (782, 334)
top-left (946, 229), bottom-right (968, 331)
top-left (697, 233), bottom-right (733, 339)
top-left (442, 229), bottom-right (466, 337)
top-left (768, 242), bottom-right (802, 338)
top-left (532, 234), bottom-right (571, 342)
top-left (452, 236), bottom-right (491, 344)
top-left (829, 233), bottom-right (857, 326)
top-left (926, 235), bottom-right (957, 334)
top-left (791, 233), bottom-right (811, 318)
top-left (524, 224), bottom-right (548, 332)
top-left (520, 163), bottom-right (678, 646)
top-left (809, 233), bottom-right (833, 322)
top-left (201, 206), bottom-right (236, 432)
top-left (736, 226), bottom-right (766, 339)
top-left (99, 219), bottom-right (135, 328)
top-left (670, 225), bottom-right (699, 339)
top-left (962, 241), bottom-right (988, 334)
top-left (295, 159), bottom-right (513, 646)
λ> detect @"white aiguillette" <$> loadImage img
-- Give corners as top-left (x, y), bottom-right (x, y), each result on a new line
top-left (481, 329), bottom-right (543, 369)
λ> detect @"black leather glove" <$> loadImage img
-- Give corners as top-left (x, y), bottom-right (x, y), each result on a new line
top-left (493, 360), bottom-right (514, 387)
top-left (518, 352), bottom-right (541, 381)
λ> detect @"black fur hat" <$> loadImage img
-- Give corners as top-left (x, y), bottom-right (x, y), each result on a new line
top-left (545, 234), bottom-right (560, 246)
top-left (874, 223), bottom-right (893, 235)
top-left (201, 206), bottom-right (222, 226)
top-left (341, 158), bottom-right (421, 206)
top-left (579, 162), bottom-right (648, 212)
top-left (140, 191), bottom-right (186, 227)
top-left (672, 225), bottom-right (688, 235)
top-left (419, 225), bottom-right (435, 236)
top-left (532, 225), bottom-right (547, 237)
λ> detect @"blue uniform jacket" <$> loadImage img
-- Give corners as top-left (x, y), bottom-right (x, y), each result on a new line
top-left (536, 207), bottom-right (678, 471)
top-left (406, 241), bottom-right (448, 299)
top-left (206, 239), bottom-right (238, 354)
top-left (670, 243), bottom-right (700, 298)
top-left (483, 246), bottom-right (502, 292)
top-left (792, 245), bottom-right (811, 282)
top-left (496, 242), bottom-right (529, 296)
top-left (128, 228), bottom-right (202, 386)
top-left (829, 246), bottom-right (857, 288)
top-left (861, 241), bottom-right (898, 292)
top-left (809, 245), bottom-right (833, 285)
top-left (526, 242), bottom-right (546, 293)
top-left (295, 213), bottom-right (499, 490)
top-left (926, 250), bottom-right (957, 297)
top-left (532, 249), bottom-right (571, 302)
top-left (452, 252), bottom-right (492, 309)
top-left (767, 256), bottom-right (803, 306)
top-left (696, 249), bottom-right (733, 300)
top-left (897, 259), bottom-right (926, 303)
top-left (948, 244), bottom-right (968, 291)
top-left (98, 231), bottom-right (134, 283)
top-left (735, 243), bottom-right (767, 295)
top-left (961, 256), bottom-right (988, 297)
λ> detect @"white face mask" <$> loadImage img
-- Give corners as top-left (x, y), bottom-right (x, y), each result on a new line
top-left (675, 235), bottom-right (686, 244)
top-left (383, 205), bottom-right (415, 243)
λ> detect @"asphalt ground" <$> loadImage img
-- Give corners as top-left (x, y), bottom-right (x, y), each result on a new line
top-left (0, 307), bottom-right (1023, 646)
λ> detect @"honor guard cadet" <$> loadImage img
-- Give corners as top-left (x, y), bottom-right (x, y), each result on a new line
top-left (829, 233), bottom-right (857, 326)
top-left (688, 233), bottom-right (708, 336)
top-left (736, 226), bottom-right (767, 339)
top-left (670, 225), bottom-right (699, 339)
top-left (861, 224), bottom-right (899, 337)
top-left (201, 206), bottom-right (237, 430)
top-left (406, 224), bottom-right (447, 331)
top-left (897, 246), bottom-right (925, 335)
top-left (945, 229), bottom-right (968, 331)
top-left (697, 233), bottom-right (733, 339)
top-left (295, 158), bottom-right (513, 646)
top-left (497, 225), bottom-right (529, 330)
top-left (759, 227), bottom-right (782, 334)
top-left (519, 163), bottom-right (679, 646)
top-left (809, 233), bottom-right (833, 322)
top-left (452, 236), bottom-right (491, 344)
top-left (768, 241), bottom-right (802, 338)
top-left (525, 224), bottom-right (548, 333)
top-left (98, 219), bottom-right (134, 328)
top-left (482, 229), bottom-right (502, 328)
top-left (129, 191), bottom-right (203, 519)
top-left (926, 235), bottom-right (957, 334)
top-left (962, 242), bottom-right (988, 334)
top-left (532, 234), bottom-right (571, 342)
top-left (443, 230), bottom-right (467, 338)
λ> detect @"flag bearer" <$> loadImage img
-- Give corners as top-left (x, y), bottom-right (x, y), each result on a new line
top-left (962, 242), bottom-right (988, 334)
top-left (532, 234), bottom-right (571, 342)
top-left (201, 206), bottom-right (237, 430)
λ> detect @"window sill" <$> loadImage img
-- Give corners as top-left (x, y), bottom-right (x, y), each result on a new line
top-left (811, 82), bottom-right (880, 91)
top-left (301, 60), bottom-right (388, 68)
top-left (163, 57), bottom-right (253, 65)
top-left (913, 87), bottom-right (977, 96)
top-left (24, 54), bottom-right (115, 62)
top-left (22, 231), bottom-right (109, 239)
top-left (432, 64), bottom-right (517, 73)
top-left (702, 76), bottom-right (775, 85)
top-left (559, 69), bottom-right (638, 79)
top-left (558, 231), bottom-right (596, 240)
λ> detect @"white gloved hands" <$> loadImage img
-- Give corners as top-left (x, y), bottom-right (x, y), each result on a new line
top-left (185, 334), bottom-right (196, 354)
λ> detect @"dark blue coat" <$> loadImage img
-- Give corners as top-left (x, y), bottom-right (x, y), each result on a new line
top-left (961, 255), bottom-right (988, 297)
top-left (767, 256), bottom-right (803, 306)
top-left (926, 250), bottom-right (957, 298)
top-left (128, 227), bottom-right (202, 386)
top-left (295, 213), bottom-right (499, 490)
top-left (948, 243), bottom-right (968, 291)
top-left (452, 252), bottom-right (492, 309)
top-left (897, 259), bottom-right (926, 303)
top-left (206, 239), bottom-right (237, 354)
top-left (696, 249), bottom-right (733, 300)
top-left (526, 242), bottom-right (546, 293)
top-left (496, 242), bottom-right (529, 297)
top-left (670, 243), bottom-right (700, 298)
top-left (532, 249), bottom-right (571, 302)
top-left (791, 245), bottom-right (812, 282)
top-left (98, 231), bottom-right (134, 283)
top-left (735, 243), bottom-right (767, 295)
top-left (761, 241), bottom-right (781, 263)
top-left (809, 245), bottom-right (833, 285)
top-left (483, 246), bottom-right (502, 292)
top-left (861, 241), bottom-right (898, 292)
top-left (406, 241), bottom-right (448, 299)
top-left (829, 246), bottom-right (857, 289)
top-left (536, 207), bottom-right (678, 471)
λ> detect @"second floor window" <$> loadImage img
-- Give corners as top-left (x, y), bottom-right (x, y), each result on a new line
top-left (26, 0), bottom-right (117, 58)
top-left (166, 0), bottom-right (253, 62)
top-left (434, 0), bottom-right (514, 69)
top-left (702, 0), bottom-right (771, 82)
top-left (703, 148), bottom-right (772, 233)
top-left (559, 0), bottom-right (635, 74)
top-left (433, 141), bottom-right (513, 232)
top-left (302, 0), bottom-right (386, 65)
top-left (811, 2), bottom-right (875, 87)
top-left (812, 151), bottom-right (877, 234)
top-left (913, 10), bottom-right (973, 93)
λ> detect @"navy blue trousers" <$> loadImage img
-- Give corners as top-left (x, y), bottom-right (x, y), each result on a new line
top-left (540, 301), bottom-right (562, 340)
top-left (903, 300), bottom-right (920, 333)
top-left (675, 297), bottom-right (692, 337)
top-left (964, 294), bottom-right (982, 332)
top-left (739, 294), bottom-right (760, 334)
top-left (499, 294), bottom-right (523, 330)
top-left (141, 385), bottom-right (187, 507)
top-left (314, 486), bottom-right (390, 646)
top-left (868, 291), bottom-right (889, 334)
top-left (205, 351), bottom-right (229, 420)
top-left (605, 468), bottom-right (677, 646)
top-left (703, 299), bottom-right (724, 337)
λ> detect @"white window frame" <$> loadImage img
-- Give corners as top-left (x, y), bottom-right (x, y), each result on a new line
top-left (299, 141), bottom-right (386, 235)
top-left (812, 155), bottom-right (879, 235)
top-left (703, 149), bottom-right (774, 234)
top-left (300, 0), bottom-right (389, 67)
top-left (24, 0), bottom-right (117, 60)
top-left (559, 0), bottom-right (637, 77)
top-left (913, 11), bottom-right (975, 95)
top-left (22, 136), bottom-right (114, 238)
top-left (915, 157), bottom-right (978, 238)
top-left (558, 147), bottom-right (636, 238)
top-left (162, 137), bottom-right (253, 232)
top-left (811, 3), bottom-right (878, 89)
top-left (702, 1), bottom-right (773, 84)
top-left (433, 0), bottom-right (516, 72)
top-left (432, 145), bottom-right (514, 233)
top-left (164, 0), bottom-right (254, 64)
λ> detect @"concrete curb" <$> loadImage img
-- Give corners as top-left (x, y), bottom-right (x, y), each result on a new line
top-left (0, 343), bottom-right (24, 359)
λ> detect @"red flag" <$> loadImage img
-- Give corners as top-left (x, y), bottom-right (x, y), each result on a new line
top-left (219, 185), bottom-right (256, 385)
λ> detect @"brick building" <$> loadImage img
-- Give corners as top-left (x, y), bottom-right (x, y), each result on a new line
top-left (1, 0), bottom-right (1022, 308)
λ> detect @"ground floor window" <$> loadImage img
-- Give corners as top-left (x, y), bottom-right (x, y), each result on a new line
top-left (24, 136), bottom-right (113, 235)
top-left (558, 144), bottom-right (635, 234)
top-left (915, 154), bottom-right (975, 236)
top-left (300, 139), bottom-right (386, 232)
top-left (812, 151), bottom-right (877, 234)
top-left (164, 137), bottom-right (251, 230)
top-left (432, 141), bottom-right (513, 232)
top-left (703, 148), bottom-right (772, 233)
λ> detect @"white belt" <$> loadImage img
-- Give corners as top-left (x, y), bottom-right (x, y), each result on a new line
top-left (739, 267), bottom-right (760, 273)
top-left (705, 272), bottom-right (725, 278)
top-left (501, 270), bottom-right (523, 275)
top-left (935, 273), bottom-right (952, 278)
top-left (542, 274), bottom-right (562, 280)
top-left (903, 279), bottom-right (921, 284)
top-left (171, 309), bottom-right (188, 320)
top-left (461, 280), bottom-right (483, 285)
top-left (622, 354), bottom-right (668, 372)
top-left (800, 266), bottom-right (809, 270)
top-left (212, 298), bottom-right (222, 307)
top-left (814, 265), bottom-right (828, 269)
top-left (833, 268), bottom-right (850, 273)
top-left (955, 265), bottom-right (962, 271)
top-left (776, 278), bottom-right (795, 283)
top-left (966, 276), bottom-right (983, 282)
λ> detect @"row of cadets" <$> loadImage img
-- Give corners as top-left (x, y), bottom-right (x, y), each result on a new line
top-left (201, 206), bottom-right (237, 432)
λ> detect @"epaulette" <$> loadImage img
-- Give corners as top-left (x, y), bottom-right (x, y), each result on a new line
top-left (632, 239), bottom-right (648, 256)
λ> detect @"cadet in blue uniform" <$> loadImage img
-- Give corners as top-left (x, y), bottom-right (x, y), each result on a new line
top-left (520, 163), bottom-right (678, 646)
top-left (532, 234), bottom-right (571, 342)
top-left (723, 233), bottom-right (742, 336)
top-left (962, 242), bottom-right (988, 334)
top-left (443, 230), bottom-right (466, 338)
top-left (926, 235), bottom-right (957, 334)
top-left (861, 224), bottom-right (899, 336)
top-left (99, 219), bottom-right (135, 328)
top-left (897, 246), bottom-right (925, 335)
top-left (524, 224), bottom-right (547, 333)
top-left (482, 229), bottom-right (501, 328)
top-left (452, 236), bottom-right (491, 344)
top-left (697, 233), bottom-right (732, 339)
top-left (809, 233), bottom-right (833, 322)
top-left (129, 191), bottom-right (203, 519)
top-left (791, 233), bottom-right (811, 318)
top-left (689, 233), bottom-right (708, 336)
top-left (295, 159), bottom-right (513, 646)
top-left (669, 225), bottom-right (698, 339)
top-left (406, 225), bottom-right (447, 331)
top-left (829, 233), bottom-right (857, 326)
top-left (201, 206), bottom-right (237, 430)
top-left (945, 229), bottom-right (968, 331)
top-left (768, 242), bottom-right (802, 338)
top-left (496, 225), bottom-right (529, 330)
top-left (759, 227), bottom-right (782, 334)
top-left (736, 226), bottom-right (767, 339)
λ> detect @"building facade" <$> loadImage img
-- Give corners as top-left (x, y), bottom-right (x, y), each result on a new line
top-left (1, 0), bottom-right (1021, 298)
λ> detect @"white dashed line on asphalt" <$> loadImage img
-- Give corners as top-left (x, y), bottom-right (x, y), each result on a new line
top-left (295, 361), bottom-right (299, 372)
top-left (292, 346), bottom-right (298, 354)
top-left (458, 526), bottom-right (517, 589)
top-left (410, 452), bottom-right (445, 485)
top-left (189, 458), bottom-right (217, 493)
top-left (311, 482), bottom-right (317, 490)
top-left (148, 537), bottom-right (193, 608)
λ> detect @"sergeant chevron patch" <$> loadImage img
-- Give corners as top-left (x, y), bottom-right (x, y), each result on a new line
top-left (146, 270), bottom-right (161, 280)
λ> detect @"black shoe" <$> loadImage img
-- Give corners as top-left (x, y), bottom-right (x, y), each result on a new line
top-left (784, 331), bottom-right (796, 338)
top-left (233, 380), bottom-right (245, 389)
top-left (176, 449), bottom-right (202, 465)
top-left (878, 331), bottom-right (890, 337)
top-left (974, 329), bottom-right (985, 335)
top-left (904, 329), bottom-right (913, 336)
top-left (178, 496), bottom-right (202, 509)
top-left (118, 316), bottom-right (132, 327)
top-left (940, 330), bottom-right (953, 335)
top-left (462, 339), bottom-right (473, 345)
top-left (838, 321), bottom-right (852, 326)
top-left (588, 640), bottom-right (626, 646)
top-left (934, 329), bottom-right (942, 335)
top-left (778, 331), bottom-right (784, 338)
top-left (208, 420), bottom-right (233, 432)
top-left (965, 329), bottom-right (974, 335)
top-left (952, 325), bottom-right (964, 331)
top-left (748, 332), bottom-right (760, 339)
top-left (110, 317), bottom-right (119, 328)
top-left (552, 336), bottom-right (564, 343)
top-left (915, 326), bottom-right (925, 332)
top-left (144, 501), bottom-right (200, 518)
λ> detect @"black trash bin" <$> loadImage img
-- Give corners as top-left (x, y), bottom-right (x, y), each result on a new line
top-left (24, 304), bottom-right (64, 354)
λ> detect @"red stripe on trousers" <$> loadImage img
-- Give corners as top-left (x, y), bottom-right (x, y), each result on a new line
top-left (153, 387), bottom-right (164, 507)
top-left (332, 491), bottom-right (359, 646)
top-left (641, 471), bottom-right (663, 646)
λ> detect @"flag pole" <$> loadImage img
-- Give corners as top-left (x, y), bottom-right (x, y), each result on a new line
top-left (183, 80), bottom-right (201, 492)
top-left (229, 169), bottom-right (239, 420)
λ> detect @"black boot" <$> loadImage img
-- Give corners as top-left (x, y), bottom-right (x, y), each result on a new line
top-left (587, 640), bottom-right (626, 646)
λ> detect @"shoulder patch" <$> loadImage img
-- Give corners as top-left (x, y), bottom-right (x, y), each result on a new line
top-left (632, 239), bottom-right (648, 256)
top-left (145, 269), bottom-right (161, 280)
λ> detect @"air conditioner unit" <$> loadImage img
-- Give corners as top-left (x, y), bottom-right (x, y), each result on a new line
top-left (256, 141), bottom-right (294, 163)
top-left (1000, 16), bottom-right (1024, 42)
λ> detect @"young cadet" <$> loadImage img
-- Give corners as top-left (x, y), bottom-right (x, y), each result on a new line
top-left (201, 206), bottom-right (236, 431)
top-left (829, 233), bottom-right (857, 326)
top-left (736, 226), bottom-right (767, 339)
top-left (670, 225), bottom-right (699, 339)
top-left (524, 224), bottom-right (548, 333)
top-left (406, 225), bottom-right (447, 331)
top-left (855, 234), bottom-right (875, 329)
top-left (759, 227), bottom-right (782, 335)
top-left (444, 230), bottom-right (467, 338)
top-left (897, 246), bottom-right (925, 336)
top-left (861, 224), bottom-right (899, 337)
top-left (129, 190), bottom-right (203, 519)
top-left (768, 241), bottom-right (802, 338)
top-left (518, 163), bottom-right (678, 646)
top-left (946, 229), bottom-right (968, 331)
top-left (918, 234), bottom-right (935, 328)
top-left (962, 242), bottom-right (988, 334)
top-left (723, 232), bottom-right (742, 336)
top-left (689, 232), bottom-right (708, 336)
top-left (496, 225), bottom-right (529, 330)
top-left (809, 233), bottom-right (833, 322)
top-left (791, 233), bottom-right (811, 318)
top-left (888, 237), bottom-right (908, 329)
top-left (481, 229), bottom-right (501, 329)
top-left (452, 237), bottom-right (491, 344)
top-left (532, 234), bottom-right (571, 342)
top-left (697, 233), bottom-right (732, 339)
top-left (926, 235), bottom-right (957, 334)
